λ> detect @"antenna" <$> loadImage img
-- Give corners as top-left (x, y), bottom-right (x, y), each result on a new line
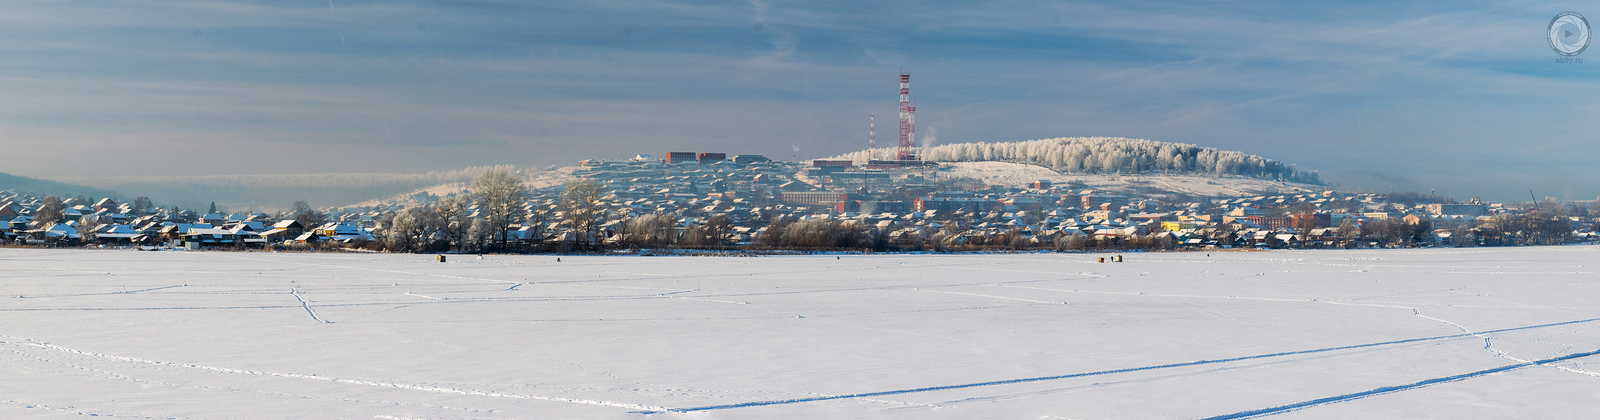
top-left (898, 71), bottom-right (916, 161)
top-left (869, 113), bottom-right (876, 161)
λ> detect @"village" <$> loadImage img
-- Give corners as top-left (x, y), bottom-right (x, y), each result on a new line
top-left (1, 152), bottom-right (1595, 252)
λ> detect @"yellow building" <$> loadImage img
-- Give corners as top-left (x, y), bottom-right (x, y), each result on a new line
top-left (1160, 221), bottom-right (1198, 232)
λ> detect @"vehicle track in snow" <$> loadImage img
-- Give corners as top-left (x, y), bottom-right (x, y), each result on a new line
top-left (653, 316), bottom-right (1600, 413)
top-left (1194, 347), bottom-right (1600, 419)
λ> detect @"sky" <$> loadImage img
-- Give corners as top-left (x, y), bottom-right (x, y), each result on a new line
top-left (2, 0), bottom-right (1598, 201)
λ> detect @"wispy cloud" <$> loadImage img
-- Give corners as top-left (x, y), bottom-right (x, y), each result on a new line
top-left (0, 0), bottom-right (1595, 200)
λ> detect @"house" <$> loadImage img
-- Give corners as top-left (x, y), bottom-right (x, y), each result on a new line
top-left (293, 231), bottom-right (323, 244)
top-left (0, 201), bottom-right (19, 221)
top-left (1291, 213), bottom-right (1331, 229)
top-left (315, 222), bottom-right (365, 237)
top-left (314, 222), bottom-right (372, 243)
top-left (264, 220), bottom-right (305, 237)
top-left (1228, 207), bottom-right (1264, 217)
top-left (28, 223), bottom-right (82, 245)
top-left (181, 228), bottom-right (237, 249)
top-left (228, 221), bottom-right (265, 232)
top-left (95, 198), bottom-right (118, 212)
top-left (159, 223), bottom-right (213, 244)
top-left (228, 225), bottom-right (267, 247)
top-left (94, 224), bottom-right (142, 244)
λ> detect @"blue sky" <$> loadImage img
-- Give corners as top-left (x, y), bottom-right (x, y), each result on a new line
top-left (3, 0), bottom-right (1598, 201)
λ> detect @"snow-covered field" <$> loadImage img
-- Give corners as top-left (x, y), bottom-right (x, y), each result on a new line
top-left (2, 247), bottom-right (1598, 419)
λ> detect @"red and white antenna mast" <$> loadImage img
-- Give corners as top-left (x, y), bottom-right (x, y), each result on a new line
top-left (868, 113), bottom-right (876, 161)
top-left (897, 72), bottom-right (916, 160)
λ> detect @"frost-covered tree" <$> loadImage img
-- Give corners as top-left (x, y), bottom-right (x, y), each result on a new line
top-left (385, 203), bottom-right (445, 253)
top-left (622, 212), bottom-right (679, 248)
top-left (829, 137), bottom-right (1321, 184)
top-left (470, 168), bottom-right (526, 252)
top-left (433, 195), bottom-right (470, 252)
top-left (560, 180), bottom-right (607, 250)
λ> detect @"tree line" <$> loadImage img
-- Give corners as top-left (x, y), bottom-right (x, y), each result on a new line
top-left (829, 137), bottom-right (1323, 184)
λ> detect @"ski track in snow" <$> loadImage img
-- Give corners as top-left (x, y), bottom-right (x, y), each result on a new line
top-left (290, 288), bottom-right (329, 323)
top-left (912, 288), bottom-right (1064, 304)
top-left (404, 292), bottom-right (443, 300)
top-left (1, 345), bottom-right (502, 417)
top-left (0, 338), bottom-right (666, 412)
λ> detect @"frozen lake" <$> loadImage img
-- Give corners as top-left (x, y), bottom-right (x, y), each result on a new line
top-left (2, 247), bottom-right (1598, 419)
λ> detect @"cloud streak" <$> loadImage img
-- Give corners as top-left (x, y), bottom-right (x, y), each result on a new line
top-left (0, 1), bottom-right (1595, 200)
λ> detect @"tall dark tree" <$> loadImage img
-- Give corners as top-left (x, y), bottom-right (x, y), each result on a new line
top-left (132, 196), bottom-right (154, 216)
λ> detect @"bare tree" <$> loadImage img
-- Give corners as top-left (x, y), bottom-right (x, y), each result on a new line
top-left (560, 180), bottom-right (607, 250)
top-left (291, 200), bottom-right (326, 228)
top-left (623, 212), bottom-right (679, 248)
top-left (520, 201), bottom-right (555, 251)
top-left (1449, 225), bottom-right (1477, 247)
top-left (700, 214), bottom-right (735, 249)
top-left (470, 168), bottom-right (526, 252)
top-left (434, 195), bottom-right (470, 252)
top-left (1336, 218), bottom-right (1359, 248)
top-left (680, 214), bottom-right (735, 249)
top-left (755, 216), bottom-right (792, 248)
top-left (36, 196), bottom-right (66, 225)
top-left (75, 219), bottom-right (100, 243)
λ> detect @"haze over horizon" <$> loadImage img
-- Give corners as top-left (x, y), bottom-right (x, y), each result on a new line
top-left (3, 1), bottom-right (1597, 202)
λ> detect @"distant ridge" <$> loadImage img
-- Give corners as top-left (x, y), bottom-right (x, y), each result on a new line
top-left (828, 137), bottom-right (1322, 184)
top-left (63, 166), bottom-right (512, 211)
top-left (0, 172), bottom-right (126, 200)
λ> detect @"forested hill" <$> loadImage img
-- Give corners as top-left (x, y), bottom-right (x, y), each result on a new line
top-left (0, 172), bottom-right (126, 200)
top-left (62, 166), bottom-right (512, 212)
top-left (829, 137), bottom-right (1322, 185)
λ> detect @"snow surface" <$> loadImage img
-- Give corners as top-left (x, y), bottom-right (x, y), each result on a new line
top-left (2, 247), bottom-right (1599, 419)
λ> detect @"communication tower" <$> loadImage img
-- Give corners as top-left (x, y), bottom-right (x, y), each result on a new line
top-left (868, 113), bottom-right (876, 160)
top-left (897, 72), bottom-right (916, 161)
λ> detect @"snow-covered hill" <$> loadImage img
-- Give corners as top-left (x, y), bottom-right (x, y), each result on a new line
top-left (830, 137), bottom-right (1322, 184)
top-left (65, 166), bottom-right (514, 212)
top-left (341, 166), bottom-right (583, 209)
top-left (934, 161), bottom-right (1324, 197)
